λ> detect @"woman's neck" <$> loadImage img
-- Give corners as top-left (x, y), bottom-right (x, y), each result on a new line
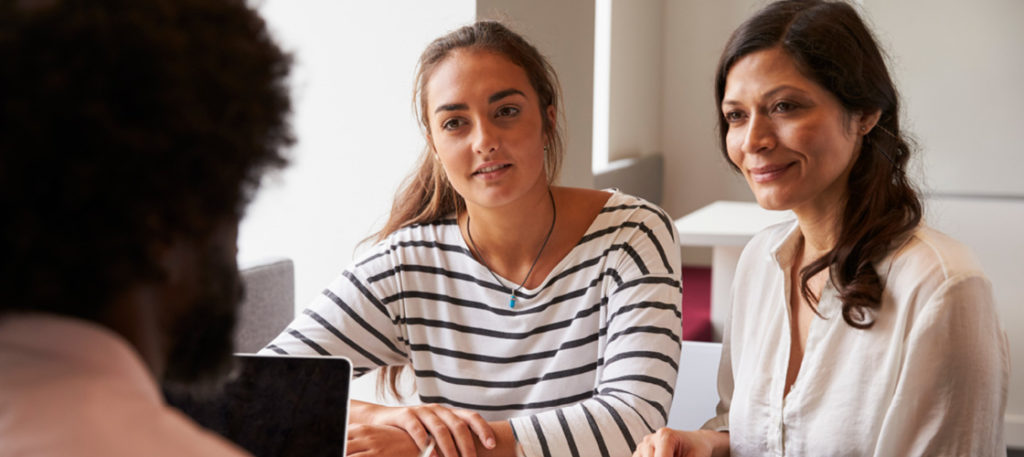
top-left (461, 184), bottom-right (556, 277)
top-left (792, 198), bottom-right (845, 262)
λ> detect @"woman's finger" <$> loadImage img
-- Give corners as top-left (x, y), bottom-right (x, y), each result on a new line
top-left (345, 424), bottom-right (372, 454)
top-left (453, 409), bottom-right (496, 449)
top-left (345, 437), bottom-right (369, 455)
top-left (415, 407), bottom-right (459, 457)
top-left (434, 407), bottom-right (477, 457)
top-left (395, 410), bottom-right (433, 451)
top-left (631, 439), bottom-right (652, 457)
top-left (653, 439), bottom-right (676, 457)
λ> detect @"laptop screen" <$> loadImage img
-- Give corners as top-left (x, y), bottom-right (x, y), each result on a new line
top-left (164, 354), bottom-right (351, 457)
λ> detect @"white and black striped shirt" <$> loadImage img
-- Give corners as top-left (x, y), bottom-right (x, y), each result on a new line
top-left (264, 191), bottom-right (682, 457)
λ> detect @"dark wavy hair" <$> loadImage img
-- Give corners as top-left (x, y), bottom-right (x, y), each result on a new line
top-left (715, 0), bottom-right (921, 328)
top-left (0, 0), bottom-right (293, 320)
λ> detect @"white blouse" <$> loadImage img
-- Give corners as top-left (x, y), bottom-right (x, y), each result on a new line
top-left (703, 221), bottom-right (1009, 456)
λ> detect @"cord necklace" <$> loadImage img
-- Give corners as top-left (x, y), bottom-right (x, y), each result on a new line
top-left (466, 188), bottom-right (556, 309)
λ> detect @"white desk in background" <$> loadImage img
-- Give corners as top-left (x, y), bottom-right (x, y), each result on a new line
top-left (674, 201), bottom-right (794, 341)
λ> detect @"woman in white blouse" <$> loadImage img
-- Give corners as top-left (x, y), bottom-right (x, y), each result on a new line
top-left (633, 1), bottom-right (1009, 456)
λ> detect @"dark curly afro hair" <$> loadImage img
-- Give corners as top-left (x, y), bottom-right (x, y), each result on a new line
top-left (0, 0), bottom-right (294, 320)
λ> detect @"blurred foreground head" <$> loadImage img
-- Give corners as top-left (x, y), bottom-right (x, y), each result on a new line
top-left (0, 0), bottom-right (293, 385)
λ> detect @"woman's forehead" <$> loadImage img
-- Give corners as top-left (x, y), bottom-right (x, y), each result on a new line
top-left (724, 48), bottom-right (828, 104)
top-left (425, 49), bottom-right (535, 109)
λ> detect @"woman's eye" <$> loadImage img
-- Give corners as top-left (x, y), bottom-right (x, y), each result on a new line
top-left (772, 101), bottom-right (797, 113)
top-left (441, 118), bottom-right (464, 130)
top-left (496, 106), bottom-right (520, 118)
top-left (724, 110), bottom-right (745, 123)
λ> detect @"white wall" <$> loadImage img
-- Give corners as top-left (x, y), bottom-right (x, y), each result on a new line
top-left (606, 0), bottom-right (663, 163)
top-left (864, 0), bottom-right (1024, 197)
top-left (239, 1), bottom-right (475, 309)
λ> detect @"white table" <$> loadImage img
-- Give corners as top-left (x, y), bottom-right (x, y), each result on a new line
top-left (674, 201), bottom-right (794, 341)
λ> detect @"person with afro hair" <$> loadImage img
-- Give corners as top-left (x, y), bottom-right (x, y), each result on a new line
top-left (0, 0), bottom-right (293, 455)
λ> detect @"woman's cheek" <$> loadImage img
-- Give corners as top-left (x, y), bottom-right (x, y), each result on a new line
top-left (726, 131), bottom-right (745, 169)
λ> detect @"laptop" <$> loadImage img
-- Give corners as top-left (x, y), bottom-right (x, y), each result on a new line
top-left (164, 354), bottom-right (352, 457)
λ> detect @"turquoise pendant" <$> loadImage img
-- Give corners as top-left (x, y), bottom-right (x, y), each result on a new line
top-left (509, 295), bottom-right (517, 309)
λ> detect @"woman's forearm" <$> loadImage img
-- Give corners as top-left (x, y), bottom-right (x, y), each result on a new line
top-left (348, 399), bottom-right (382, 424)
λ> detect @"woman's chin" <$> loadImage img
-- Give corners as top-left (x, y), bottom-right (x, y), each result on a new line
top-left (753, 194), bottom-right (792, 212)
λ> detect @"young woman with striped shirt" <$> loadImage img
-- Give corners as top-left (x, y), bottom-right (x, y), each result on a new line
top-left (263, 21), bottom-right (683, 457)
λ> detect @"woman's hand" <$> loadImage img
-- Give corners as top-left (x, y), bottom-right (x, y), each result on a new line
top-left (632, 428), bottom-right (726, 457)
top-left (346, 424), bottom-right (424, 456)
top-left (354, 402), bottom-right (496, 457)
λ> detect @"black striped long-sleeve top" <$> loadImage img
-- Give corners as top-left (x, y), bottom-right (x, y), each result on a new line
top-left (263, 191), bottom-right (683, 457)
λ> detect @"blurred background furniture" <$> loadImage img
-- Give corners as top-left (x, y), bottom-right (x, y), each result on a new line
top-left (667, 341), bottom-right (722, 430)
top-left (235, 257), bottom-right (295, 354)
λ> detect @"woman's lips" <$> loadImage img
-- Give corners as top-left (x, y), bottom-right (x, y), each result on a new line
top-left (748, 162), bottom-right (794, 183)
top-left (472, 162), bottom-right (512, 179)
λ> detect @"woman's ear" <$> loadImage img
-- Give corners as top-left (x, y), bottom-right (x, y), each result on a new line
top-left (426, 133), bottom-right (438, 155)
top-left (858, 109), bottom-right (882, 135)
top-left (546, 104), bottom-right (557, 130)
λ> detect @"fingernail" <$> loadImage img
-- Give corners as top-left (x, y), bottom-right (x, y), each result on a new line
top-left (486, 438), bottom-right (496, 448)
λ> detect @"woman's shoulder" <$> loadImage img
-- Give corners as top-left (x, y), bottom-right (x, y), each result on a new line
top-left (353, 217), bottom-right (466, 270)
top-left (558, 188), bottom-right (679, 275)
top-left (884, 224), bottom-right (987, 284)
top-left (875, 225), bottom-right (990, 306)
top-left (586, 188), bottom-right (676, 231)
top-left (389, 217), bottom-right (461, 240)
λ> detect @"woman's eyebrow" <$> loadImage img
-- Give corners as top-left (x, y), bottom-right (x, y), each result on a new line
top-left (722, 84), bottom-right (807, 107)
top-left (489, 88), bottom-right (526, 103)
top-left (434, 88), bottom-right (526, 113)
top-left (435, 102), bottom-right (468, 113)
top-left (762, 84), bottom-right (805, 99)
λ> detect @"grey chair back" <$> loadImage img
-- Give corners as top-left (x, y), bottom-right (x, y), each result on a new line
top-left (235, 257), bottom-right (295, 354)
top-left (667, 341), bottom-right (722, 430)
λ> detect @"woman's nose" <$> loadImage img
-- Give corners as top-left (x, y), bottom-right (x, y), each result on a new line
top-left (471, 121), bottom-right (499, 155)
top-left (742, 113), bottom-right (775, 155)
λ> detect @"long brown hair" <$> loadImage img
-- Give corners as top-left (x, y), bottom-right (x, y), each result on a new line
top-left (715, 0), bottom-right (921, 328)
top-left (374, 21), bottom-right (564, 399)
